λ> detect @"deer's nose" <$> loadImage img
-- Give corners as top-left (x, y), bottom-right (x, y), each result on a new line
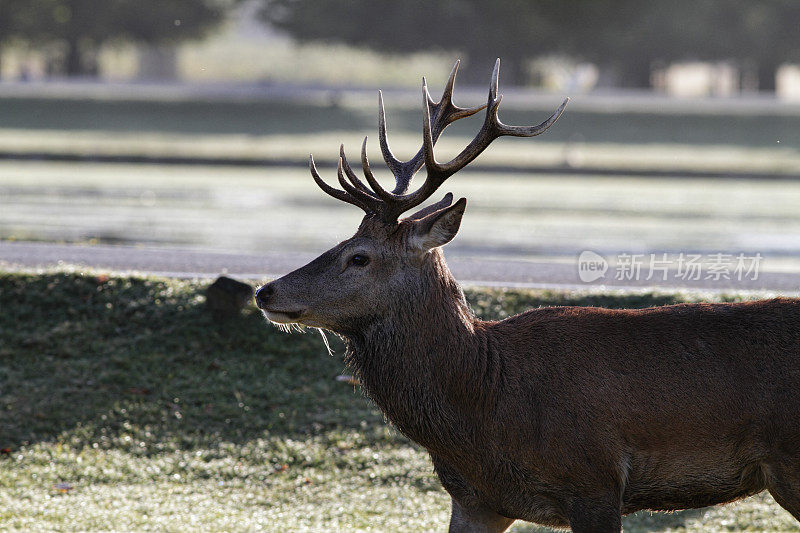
top-left (255, 283), bottom-right (275, 309)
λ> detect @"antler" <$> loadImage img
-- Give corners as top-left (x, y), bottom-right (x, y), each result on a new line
top-left (310, 58), bottom-right (569, 223)
top-left (379, 60), bottom-right (486, 195)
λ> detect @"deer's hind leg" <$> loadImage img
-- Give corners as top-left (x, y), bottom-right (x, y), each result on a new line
top-left (448, 497), bottom-right (515, 533)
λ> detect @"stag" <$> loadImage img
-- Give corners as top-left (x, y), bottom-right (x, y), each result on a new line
top-left (255, 60), bottom-right (800, 532)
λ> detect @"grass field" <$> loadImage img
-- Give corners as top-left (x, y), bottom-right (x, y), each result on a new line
top-left (1, 271), bottom-right (799, 532)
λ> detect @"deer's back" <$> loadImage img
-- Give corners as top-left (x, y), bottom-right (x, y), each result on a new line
top-left (491, 298), bottom-right (800, 428)
top-left (494, 297), bottom-right (800, 390)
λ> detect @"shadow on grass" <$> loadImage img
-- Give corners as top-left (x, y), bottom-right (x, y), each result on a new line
top-left (512, 507), bottom-right (707, 532)
top-left (0, 271), bottom-right (373, 451)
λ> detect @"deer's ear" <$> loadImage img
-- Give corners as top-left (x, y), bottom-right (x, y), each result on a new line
top-left (410, 197), bottom-right (467, 251)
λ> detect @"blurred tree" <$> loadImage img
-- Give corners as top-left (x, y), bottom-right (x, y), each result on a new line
top-left (552, 1), bottom-right (723, 88)
top-left (262, 0), bottom-right (800, 91)
top-left (732, 0), bottom-right (800, 91)
top-left (568, 0), bottom-right (800, 91)
top-left (0, 0), bottom-right (39, 74)
top-left (261, 0), bottom-right (563, 85)
top-left (2, 0), bottom-right (240, 76)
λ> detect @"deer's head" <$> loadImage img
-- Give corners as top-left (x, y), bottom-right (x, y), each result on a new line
top-left (255, 60), bottom-right (567, 334)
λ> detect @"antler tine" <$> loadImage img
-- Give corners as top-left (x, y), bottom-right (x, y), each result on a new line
top-left (361, 136), bottom-right (398, 204)
top-left (439, 60), bottom-right (488, 122)
top-left (377, 60), bottom-right (486, 196)
top-left (421, 80), bottom-right (439, 183)
top-left (336, 156), bottom-right (383, 212)
top-left (339, 144), bottom-right (378, 199)
top-left (496, 97), bottom-right (570, 137)
top-left (488, 59), bottom-right (570, 137)
top-left (377, 90), bottom-right (404, 181)
top-left (309, 154), bottom-right (372, 214)
top-left (488, 57), bottom-right (500, 104)
top-left (390, 58), bottom-right (568, 216)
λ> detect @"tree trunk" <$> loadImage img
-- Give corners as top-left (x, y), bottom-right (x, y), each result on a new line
top-left (65, 38), bottom-right (83, 76)
top-left (757, 62), bottom-right (777, 93)
top-left (461, 53), bottom-right (526, 86)
top-left (138, 45), bottom-right (178, 81)
top-left (617, 60), bottom-right (652, 89)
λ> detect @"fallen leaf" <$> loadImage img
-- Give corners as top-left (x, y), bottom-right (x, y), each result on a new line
top-left (335, 375), bottom-right (361, 386)
top-left (53, 483), bottom-right (73, 493)
top-left (0, 448), bottom-right (11, 455)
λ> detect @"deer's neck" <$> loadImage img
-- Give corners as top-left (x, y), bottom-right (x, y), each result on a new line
top-left (343, 253), bottom-right (500, 451)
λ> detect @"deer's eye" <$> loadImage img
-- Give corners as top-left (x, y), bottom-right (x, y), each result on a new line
top-left (350, 254), bottom-right (370, 267)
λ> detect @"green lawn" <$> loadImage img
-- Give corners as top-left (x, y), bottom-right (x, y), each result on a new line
top-left (1, 271), bottom-right (798, 531)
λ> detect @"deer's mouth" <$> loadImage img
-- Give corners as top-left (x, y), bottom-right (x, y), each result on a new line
top-left (263, 309), bottom-right (305, 324)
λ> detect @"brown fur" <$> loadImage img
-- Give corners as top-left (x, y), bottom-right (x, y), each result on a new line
top-left (255, 215), bottom-right (800, 532)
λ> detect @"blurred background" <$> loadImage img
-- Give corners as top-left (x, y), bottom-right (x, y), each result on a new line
top-left (1, 0), bottom-right (799, 282)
